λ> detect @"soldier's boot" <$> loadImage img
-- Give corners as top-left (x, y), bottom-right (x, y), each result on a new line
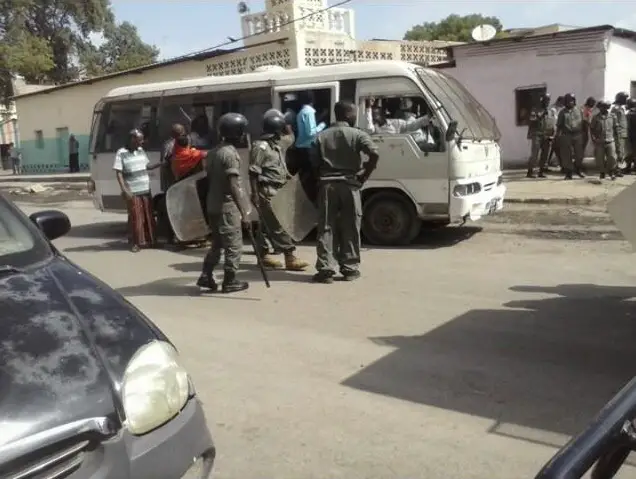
top-left (600, 172), bottom-right (606, 179)
top-left (615, 168), bottom-right (624, 177)
top-left (312, 271), bottom-right (334, 284)
top-left (196, 271), bottom-right (218, 292)
top-left (526, 168), bottom-right (536, 179)
top-left (284, 253), bottom-right (309, 271)
top-left (575, 169), bottom-right (585, 178)
top-left (564, 170), bottom-right (573, 180)
top-left (537, 168), bottom-right (547, 178)
top-left (262, 254), bottom-right (284, 269)
top-left (222, 271), bottom-right (249, 293)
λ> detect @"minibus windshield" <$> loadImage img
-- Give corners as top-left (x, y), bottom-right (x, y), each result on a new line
top-left (415, 67), bottom-right (501, 141)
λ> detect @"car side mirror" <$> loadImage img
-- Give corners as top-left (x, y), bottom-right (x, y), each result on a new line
top-left (29, 210), bottom-right (71, 241)
top-left (445, 120), bottom-right (458, 142)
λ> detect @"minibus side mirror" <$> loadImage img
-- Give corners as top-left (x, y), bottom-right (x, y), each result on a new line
top-left (445, 120), bottom-right (458, 142)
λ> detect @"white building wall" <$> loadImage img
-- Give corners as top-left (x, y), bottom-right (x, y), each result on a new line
top-left (443, 32), bottom-right (608, 166)
top-left (604, 36), bottom-right (636, 100)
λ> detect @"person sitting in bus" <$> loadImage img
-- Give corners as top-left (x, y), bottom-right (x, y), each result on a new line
top-left (171, 134), bottom-right (208, 182)
top-left (366, 104), bottom-right (432, 136)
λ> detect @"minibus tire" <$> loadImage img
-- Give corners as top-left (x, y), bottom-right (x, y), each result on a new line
top-left (362, 191), bottom-right (420, 246)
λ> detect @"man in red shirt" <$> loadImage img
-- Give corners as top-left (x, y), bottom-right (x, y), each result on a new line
top-left (171, 134), bottom-right (208, 181)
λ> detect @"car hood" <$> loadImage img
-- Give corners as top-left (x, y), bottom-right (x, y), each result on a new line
top-left (0, 256), bottom-right (164, 447)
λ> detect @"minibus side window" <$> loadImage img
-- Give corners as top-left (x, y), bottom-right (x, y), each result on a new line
top-left (358, 94), bottom-right (444, 153)
top-left (97, 99), bottom-right (160, 153)
top-left (278, 88), bottom-right (332, 129)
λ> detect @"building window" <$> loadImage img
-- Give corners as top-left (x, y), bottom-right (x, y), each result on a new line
top-left (630, 81), bottom-right (636, 99)
top-left (35, 130), bottom-right (44, 149)
top-left (515, 86), bottom-right (547, 127)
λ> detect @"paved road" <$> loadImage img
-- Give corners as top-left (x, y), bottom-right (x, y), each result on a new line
top-left (17, 199), bottom-right (636, 478)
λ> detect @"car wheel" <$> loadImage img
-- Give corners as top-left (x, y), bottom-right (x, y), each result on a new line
top-left (362, 191), bottom-right (421, 246)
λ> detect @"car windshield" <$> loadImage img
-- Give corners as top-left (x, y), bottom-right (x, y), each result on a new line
top-left (414, 67), bottom-right (501, 141)
top-left (0, 196), bottom-right (52, 269)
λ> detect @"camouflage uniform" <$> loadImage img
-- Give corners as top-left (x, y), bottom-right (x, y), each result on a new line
top-left (590, 109), bottom-right (617, 177)
top-left (313, 121), bottom-right (378, 279)
top-left (249, 133), bottom-right (308, 270)
top-left (557, 107), bottom-right (585, 175)
top-left (202, 143), bottom-right (244, 275)
top-left (611, 104), bottom-right (629, 165)
top-left (527, 106), bottom-right (556, 176)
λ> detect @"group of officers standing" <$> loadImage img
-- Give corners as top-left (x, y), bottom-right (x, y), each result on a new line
top-left (162, 102), bottom-right (379, 294)
top-left (527, 91), bottom-right (636, 180)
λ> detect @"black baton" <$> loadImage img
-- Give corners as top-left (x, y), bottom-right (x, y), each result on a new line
top-left (247, 205), bottom-right (271, 288)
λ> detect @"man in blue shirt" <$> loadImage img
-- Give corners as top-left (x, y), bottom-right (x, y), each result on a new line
top-left (294, 91), bottom-right (327, 203)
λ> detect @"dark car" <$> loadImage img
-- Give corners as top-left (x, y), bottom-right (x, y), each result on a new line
top-left (0, 195), bottom-right (215, 478)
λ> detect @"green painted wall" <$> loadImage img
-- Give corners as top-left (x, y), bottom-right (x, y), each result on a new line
top-left (20, 133), bottom-right (91, 174)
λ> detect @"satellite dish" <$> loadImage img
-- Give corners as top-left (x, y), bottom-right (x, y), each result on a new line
top-left (471, 24), bottom-right (497, 42)
top-left (237, 1), bottom-right (250, 14)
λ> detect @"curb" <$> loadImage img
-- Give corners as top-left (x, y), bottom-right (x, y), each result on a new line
top-left (0, 175), bottom-right (89, 184)
top-left (0, 183), bottom-right (87, 191)
top-left (506, 196), bottom-right (605, 206)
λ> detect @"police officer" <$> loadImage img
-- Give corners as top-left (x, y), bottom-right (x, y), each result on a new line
top-left (627, 98), bottom-right (636, 173)
top-left (612, 91), bottom-right (629, 172)
top-left (311, 101), bottom-right (379, 284)
top-left (590, 100), bottom-right (618, 180)
top-left (197, 113), bottom-right (253, 294)
top-left (526, 93), bottom-right (556, 178)
top-left (556, 93), bottom-right (585, 180)
top-left (249, 108), bottom-right (309, 271)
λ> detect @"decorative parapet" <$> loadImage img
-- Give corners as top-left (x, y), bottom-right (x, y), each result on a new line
top-left (241, 4), bottom-right (354, 46)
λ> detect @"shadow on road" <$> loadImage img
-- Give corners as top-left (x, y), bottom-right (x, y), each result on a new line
top-left (116, 276), bottom-right (261, 301)
top-left (65, 221), bottom-right (127, 239)
top-left (342, 284), bottom-right (636, 444)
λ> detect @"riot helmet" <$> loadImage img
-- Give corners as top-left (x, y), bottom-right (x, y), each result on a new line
top-left (540, 93), bottom-right (551, 107)
top-left (615, 91), bottom-right (629, 105)
top-left (598, 100), bottom-right (611, 111)
top-left (564, 93), bottom-right (576, 108)
top-left (555, 96), bottom-right (565, 107)
top-left (628, 98), bottom-right (636, 109)
top-left (218, 112), bottom-right (248, 143)
top-left (262, 109), bottom-right (286, 135)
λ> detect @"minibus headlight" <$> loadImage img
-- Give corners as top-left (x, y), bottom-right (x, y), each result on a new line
top-left (122, 340), bottom-right (190, 435)
top-left (453, 182), bottom-right (481, 197)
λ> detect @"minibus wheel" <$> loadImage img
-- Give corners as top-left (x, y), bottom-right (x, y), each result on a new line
top-left (362, 191), bottom-right (420, 246)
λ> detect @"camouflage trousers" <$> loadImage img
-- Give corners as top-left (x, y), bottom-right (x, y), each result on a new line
top-left (527, 136), bottom-right (551, 170)
top-left (616, 137), bottom-right (628, 164)
top-left (255, 186), bottom-right (295, 256)
top-left (315, 181), bottom-right (362, 275)
top-left (560, 133), bottom-right (584, 172)
top-left (594, 141), bottom-right (617, 174)
top-left (203, 202), bottom-right (243, 274)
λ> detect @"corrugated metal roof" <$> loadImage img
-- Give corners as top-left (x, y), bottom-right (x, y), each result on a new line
top-left (12, 37), bottom-right (287, 100)
top-left (446, 24), bottom-right (636, 55)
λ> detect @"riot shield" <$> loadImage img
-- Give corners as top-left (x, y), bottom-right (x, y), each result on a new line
top-left (166, 171), bottom-right (210, 242)
top-left (608, 182), bottom-right (636, 250)
top-left (270, 174), bottom-right (318, 242)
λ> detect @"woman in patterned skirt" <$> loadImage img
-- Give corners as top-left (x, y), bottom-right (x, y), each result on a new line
top-left (113, 129), bottom-right (160, 252)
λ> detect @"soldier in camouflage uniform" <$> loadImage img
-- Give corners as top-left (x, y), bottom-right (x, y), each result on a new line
top-left (627, 98), bottom-right (636, 173)
top-left (612, 92), bottom-right (629, 173)
top-left (556, 93), bottom-right (585, 180)
top-left (248, 108), bottom-right (309, 271)
top-left (590, 100), bottom-right (618, 180)
top-left (526, 93), bottom-right (556, 178)
top-left (311, 101), bottom-right (379, 284)
top-left (197, 113), bottom-right (253, 294)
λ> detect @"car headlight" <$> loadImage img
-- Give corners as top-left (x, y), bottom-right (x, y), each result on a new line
top-left (122, 340), bottom-right (190, 435)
